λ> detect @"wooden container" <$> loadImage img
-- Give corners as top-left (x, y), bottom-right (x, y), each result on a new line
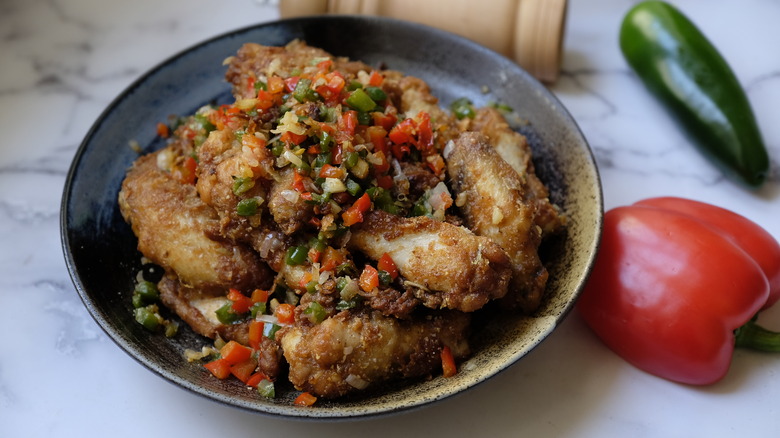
top-left (279, 0), bottom-right (568, 83)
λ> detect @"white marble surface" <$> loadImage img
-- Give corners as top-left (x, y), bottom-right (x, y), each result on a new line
top-left (2, 0), bottom-right (779, 436)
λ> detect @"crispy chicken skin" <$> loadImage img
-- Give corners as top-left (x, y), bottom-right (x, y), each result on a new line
top-left (469, 108), bottom-right (565, 236)
top-left (196, 129), bottom-right (271, 238)
top-left (279, 309), bottom-right (470, 398)
top-left (446, 132), bottom-right (548, 313)
top-left (118, 148), bottom-right (272, 294)
top-left (349, 209), bottom-right (512, 312)
top-left (267, 167), bottom-right (314, 235)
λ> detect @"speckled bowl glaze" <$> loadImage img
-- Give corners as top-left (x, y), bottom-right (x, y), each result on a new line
top-left (61, 16), bottom-right (602, 419)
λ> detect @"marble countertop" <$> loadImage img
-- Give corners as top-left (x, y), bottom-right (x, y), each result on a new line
top-left (2, 0), bottom-right (779, 436)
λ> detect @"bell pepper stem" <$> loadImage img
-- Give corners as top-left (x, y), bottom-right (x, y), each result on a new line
top-left (734, 316), bottom-right (780, 352)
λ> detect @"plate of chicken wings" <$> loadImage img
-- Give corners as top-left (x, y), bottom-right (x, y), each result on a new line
top-left (61, 15), bottom-right (602, 419)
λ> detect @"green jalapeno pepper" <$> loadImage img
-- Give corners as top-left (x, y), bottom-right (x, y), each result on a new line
top-left (620, 1), bottom-right (769, 187)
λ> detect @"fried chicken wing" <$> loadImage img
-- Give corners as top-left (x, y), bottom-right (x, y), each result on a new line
top-left (118, 148), bottom-right (272, 293)
top-left (445, 132), bottom-right (548, 313)
top-left (349, 209), bottom-right (512, 312)
top-left (226, 40), bottom-right (372, 100)
top-left (279, 309), bottom-right (470, 398)
top-left (267, 167), bottom-right (314, 235)
top-left (469, 108), bottom-right (565, 236)
top-left (157, 276), bottom-right (282, 379)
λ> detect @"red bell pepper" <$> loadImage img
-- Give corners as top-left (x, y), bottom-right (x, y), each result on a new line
top-left (578, 197), bottom-right (780, 385)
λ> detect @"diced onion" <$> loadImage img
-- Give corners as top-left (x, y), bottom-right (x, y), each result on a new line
top-left (322, 178), bottom-right (347, 193)
top-left (282, 150), bottom-right (304, 168)
top-left (346, 374), bottom-right (370, 390)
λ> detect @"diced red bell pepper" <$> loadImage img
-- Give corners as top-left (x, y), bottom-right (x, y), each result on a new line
top-left (220, 340), bottom-right (253, 365)
top-left (204, 358), bottom-right (231, 380)
top-left (230, 358), bottom-right (258, 384)
top-left (294, 392), bottom-right (318, 407)
top-left (248, 320), bottom-right (264, 350)
top-left (359, 265), bottom-right (379, 292)
top-left (378, 253), bottom-right (399, 280)
top-left (441, 346), bottom-right (457, 377)
top-left (341, 193), bottom-right (371, 226)
top-left (275, 303), bottom-right (296, 325)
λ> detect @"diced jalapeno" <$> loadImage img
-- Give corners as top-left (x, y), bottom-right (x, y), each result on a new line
top-left (134, 281), bottom-right (159, 302)
top-left (250, 301), bottom-right (267, 318)
top-left (293, 78), bottom-right (319, 102)
top-left (346, 178), bottom-right (362, 197)
top-left (450, 97), bottom-right (476, 120)
top-left (357, 111), bottom-right (372, 126)
top-left (236, 198), bottom-right (259, 216)
top-left (304, 302), bottom-right (327, 323)
top-left (134, 306), bottom-right (162, 331)
top-left (347, 80), bottom-right (363, 91)
top-left (286, 246), bottom-right (308, 265)
top-left (346, 88), bottom-right (377, 112)
top-left (232, 176), bottom-right (254, 196)
top-left (215, 302), bottom-right (241, 324)
top-left (364, 86), bottom-right (387, 101)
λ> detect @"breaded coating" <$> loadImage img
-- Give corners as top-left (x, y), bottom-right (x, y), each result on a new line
top-left (157, 276), bottom-right (282, 379)
top-left (279, 309), bottom-right (470, 398)
top-left (196, 129), bottom-right (272, 239)
top-left (267, 167), bottom-right (314, 235)
top-left (349, 209), bottom-right (512, 312)
top-left (469, 108), bottom-right (565, 236)
top-left (446, 132), bottom-right (547, 314)
top-left (118, 149), bottom-right (272, 293)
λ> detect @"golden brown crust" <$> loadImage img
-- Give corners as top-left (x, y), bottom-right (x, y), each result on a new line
top-left (279, 309), bottom-right (470, 398)
top-left (446, 132), bottom-right (548, 313)
top-left (469, 108), bottom-right (565, 236)
top-left (349, 209), bottom-right (512, 312)
top-left (118, 149), bottom-right (273, 293)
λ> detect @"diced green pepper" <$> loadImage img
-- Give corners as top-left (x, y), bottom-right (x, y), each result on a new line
top-left (236, 198), bottom-right (259, 216)
top-left (134, 306), bottom-right (162, 331)
top-left (232, 176), bottom-right (254, 196)
top-left (304, 302), bottom-right (327, 323)
top-left (215, 302), bottom-right (241, 324)
top-left (250, 301), bottom-right (267, 318)
top-left (345, 178), bottom-right (362, 197)
top-left (285, 245), bottom-right (309, 265)
top-left (134, 281), bottom-right (159, 302)
top-left (293, 78), bottom-right (320, 102)
top-left (364, 86), bottom-right (387, 101)
top-left (450, 97), bottom-right (476, 120)
top-left (346, 88), bottom-right (377, 112)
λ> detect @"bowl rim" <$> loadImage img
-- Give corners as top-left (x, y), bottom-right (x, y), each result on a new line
top-left (60, 14), bottom-right (603, 420)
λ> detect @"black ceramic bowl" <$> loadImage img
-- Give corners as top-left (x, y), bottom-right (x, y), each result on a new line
top-left (61, 16), bottom-right (602, 419)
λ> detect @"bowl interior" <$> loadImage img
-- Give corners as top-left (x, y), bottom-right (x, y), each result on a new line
top-left (61, 16), bottom-right (602, 419)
